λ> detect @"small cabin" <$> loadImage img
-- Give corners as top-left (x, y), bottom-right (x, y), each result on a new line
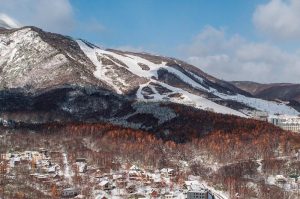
top-left (39, 148), bottom-right (48, 156)
top-left (164, 193), bottom-right (176, 199)
top-left (128, 194), bottom-right (146, 199)
top-left (126, 184), bottom-right (136, 193)
top-left (160, 168), bottom-right (175, 177)
top-left (61, 188), bottom-right (80, 198)
top-left (76, 162), bottom-right (87, 173)
top-left (99, 180), bottom-right (113, 191)
top-left (275, 175), bottom-right (287, 184)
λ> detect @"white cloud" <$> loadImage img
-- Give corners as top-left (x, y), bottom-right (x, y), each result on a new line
top-left (253, 0), bottom-right (300, 40)
top-left (0, 0), bottom-right (75, 33)
top-left (0, 0), bottom-right (106, 34)
top-left (0, 13), bottom-right (21, 29)
top-left (181, 26), bottom-right (300, 83)
top-left (114, 45), bottom-right (145, 53)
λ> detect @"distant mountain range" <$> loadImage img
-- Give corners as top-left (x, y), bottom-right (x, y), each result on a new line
top-left (231, 81), bottom-right (300, 112)
top-left (231, 81), bottom-right (300, 103)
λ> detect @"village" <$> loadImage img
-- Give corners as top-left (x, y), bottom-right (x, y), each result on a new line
top-left (2, 147), bottom-right (300, 199)
top-left (0, 148), bottom-right (223, 199)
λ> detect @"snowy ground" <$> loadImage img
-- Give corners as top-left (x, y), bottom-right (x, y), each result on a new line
top-left (62, 152), bottom-right (73, 185)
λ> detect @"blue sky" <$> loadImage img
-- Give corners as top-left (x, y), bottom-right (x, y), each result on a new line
top-left (70, 0), bottom-right (264, 54)
top-left (1, 0), bottom-right (300, 83)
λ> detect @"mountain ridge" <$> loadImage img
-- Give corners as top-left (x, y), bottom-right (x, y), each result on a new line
top-left (232, 81), bottom-right (300, 102)
top-left (0, 26), bottom-right (299, 128)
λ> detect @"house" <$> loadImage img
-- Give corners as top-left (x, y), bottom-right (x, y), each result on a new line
top-left (61, 188), bottom-right (80, 198)
top-left (0, 162), bottom-right (7, 174)
top-left (129, 170), bottom-right (142, 181)
top-left (9, 156), bottom-right (21, 167)
top-left (126, 183), bottom-right (136, 193)
top-left (23, 151), bottom-right (33, 160)
top-left (0, 153), bottom-right (8, 160)
top-left (74, 195), bottom-right (85, 199)
top-left (97, 174), bottom-right (112, 184)
top-left (34, 174), bottom-right (50, 183)
top-left (252, 111), bottom-right (268, 121)
top-left (164, 193), bottom-right (176, 199)
top-left (160, 168), bottom-right (175, 177)
top-left (113, 173), bottom-right (125, 181)
top-left (31, 151), bottom-right (43, 161)
top-left (130, 165), bottom-right (141, 172)
top-left (275, 175), bottom-right (287, 184)
top-left (74, 158), bottom-right (87, 173)
top-left (99, 180), bottom-right (113, 191)
top-left (76, 162), bottom-right (87, 173)
top-left (128, 194), bottom-right (146, 199)
top-left (47, 164), bottom-right (59, 174)
top-left (39, 148), bottom-right (48, 156)
top-left (47, 166), bottom-right (56, 174)
top-left (184, 181), bottom-right (201, 190)
top-left (153, 178), bottom-right (163, 188)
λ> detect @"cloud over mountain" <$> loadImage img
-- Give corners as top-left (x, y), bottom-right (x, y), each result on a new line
top-left (181, 26), bottom-right (300, 83)
top-left (0, 0), bottom-right (75, 33)
top-left (0, 13), bottom-right (20, 29)
top-left (253, 0), bottom-right (300, 40)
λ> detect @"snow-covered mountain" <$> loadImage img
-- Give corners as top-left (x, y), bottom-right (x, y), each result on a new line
top-left (0, 26), bottom-right (298, 122)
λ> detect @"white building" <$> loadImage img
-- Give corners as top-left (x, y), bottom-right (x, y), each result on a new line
top-left (187, 190), bottom-right (214, 199)
top-left (252, 111), bottom-right (268, 121)
top-left (61, 188), bottom-right (79, 198)
top-left (184, 181), bottom-right (214, 199)
top-left (269, 115), bottom-right (300, 133)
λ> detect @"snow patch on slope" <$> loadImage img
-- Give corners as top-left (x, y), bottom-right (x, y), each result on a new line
top-left (77, 40), bottom-right (124, 94)
top-left (137, 81), bottom-right (247, 117)
top-left (76, 39), bottom-right (299, 117)
top-left (214, 92), bottom-right (298, 115)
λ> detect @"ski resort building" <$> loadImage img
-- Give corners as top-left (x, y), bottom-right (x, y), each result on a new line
top-left (251, 111), bottom-right (268, 121)
top-left (187, 190), bottom-right (214, 199)
top-left (269, 115), bottom-right (300, 133)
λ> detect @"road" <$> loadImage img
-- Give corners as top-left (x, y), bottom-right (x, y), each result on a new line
top-left (200, 183), bottom-right (228, 199)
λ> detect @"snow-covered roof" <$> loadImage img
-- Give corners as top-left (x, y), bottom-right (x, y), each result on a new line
top-left (130, 165), bottom-right (140, 171)
top-left (113, 174), bottom-right (123, 179)
top-left (160, 168), bottom-right (174, 173)
top-left (188, 189), bottom-right (207, 193)
top-left (185, 180), bottom-right (200, 186)
top-left (99, 180), bottom-right (109, 186)
top-left (269, 115), bottom-right (300, 122)
top-left (275, 175), bottom-right (287, 180)
top-left (48, 166), bottom-right (56, 173)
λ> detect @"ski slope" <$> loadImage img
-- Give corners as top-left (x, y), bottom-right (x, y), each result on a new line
top-left (77, 40), bottom-right (299, 118)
